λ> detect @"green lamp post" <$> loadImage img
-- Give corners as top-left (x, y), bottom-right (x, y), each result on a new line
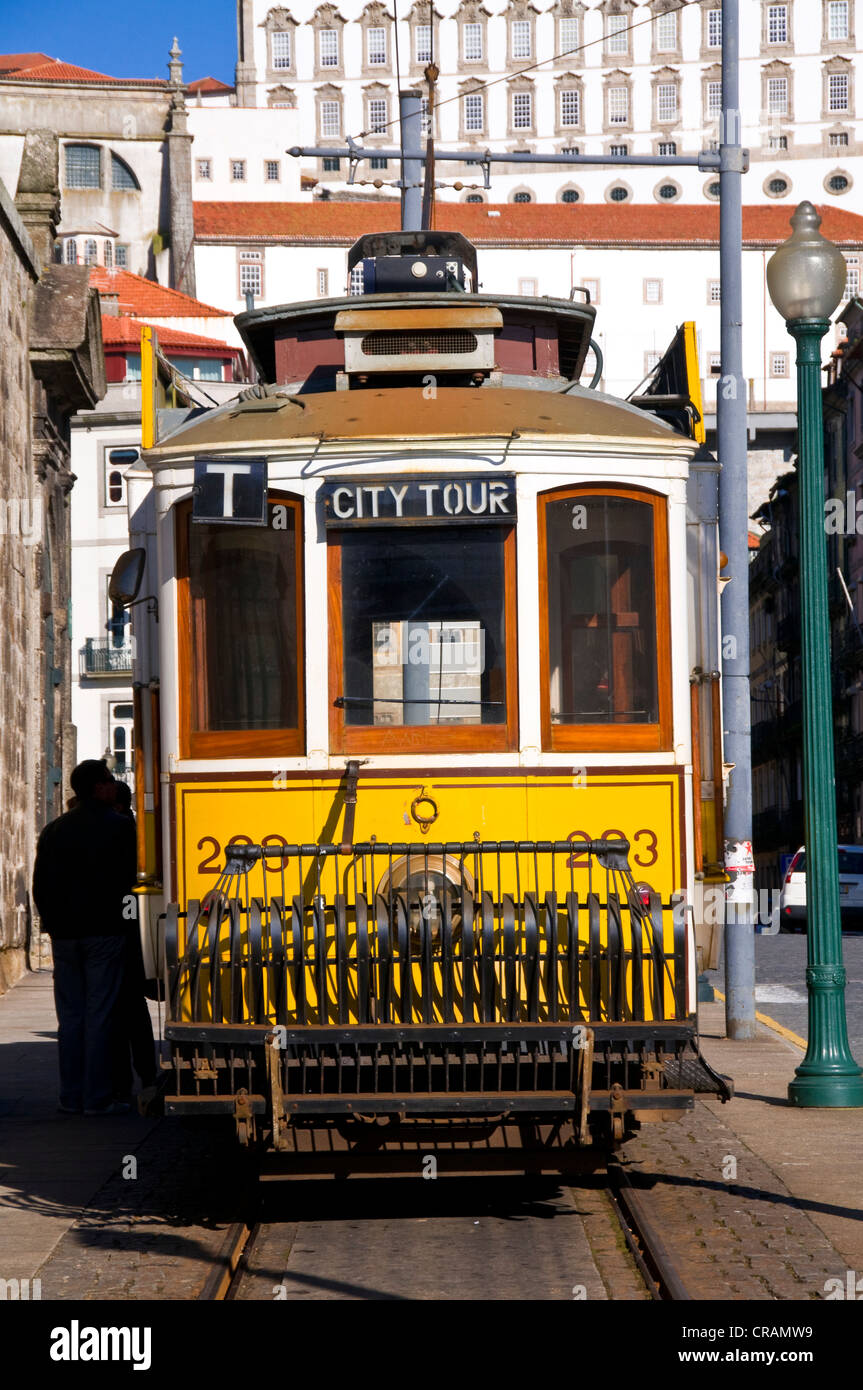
top-left (767, 201), bottom-right (863, 1106)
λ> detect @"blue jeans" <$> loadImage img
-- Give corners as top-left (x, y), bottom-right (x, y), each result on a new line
top-left (51, 935), bottom-right (126, 1111)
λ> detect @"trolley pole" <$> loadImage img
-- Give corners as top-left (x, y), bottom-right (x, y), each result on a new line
top-left (718, 0), bottom-right (756, 1038)
top-left (399, 89), bottom-right (424, 232)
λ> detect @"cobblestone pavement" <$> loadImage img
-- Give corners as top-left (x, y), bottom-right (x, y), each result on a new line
top-left (622, 1101), bottom-right (851, 1301)
top-left (35, 1118), bottom-right (252, 1301)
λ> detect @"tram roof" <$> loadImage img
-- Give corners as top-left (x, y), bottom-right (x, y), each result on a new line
top-left (146, 382), bottom-right (695, 462)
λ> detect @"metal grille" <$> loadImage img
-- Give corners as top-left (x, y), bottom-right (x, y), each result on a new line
top-left (360, 330), bottom-right (479, 356)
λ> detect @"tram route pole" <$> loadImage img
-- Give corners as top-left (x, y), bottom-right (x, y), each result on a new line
top-left (718, 0), bottom-right (756, 1039)
top-left (400, 89), bottom-right (424, 232)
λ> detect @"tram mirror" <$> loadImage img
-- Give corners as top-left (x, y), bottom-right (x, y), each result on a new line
top-left (109, 548), bottom-right (146, 606)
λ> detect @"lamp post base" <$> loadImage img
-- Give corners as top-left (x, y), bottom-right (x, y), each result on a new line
top-left (788, 1069), bottom-right (863, 1108)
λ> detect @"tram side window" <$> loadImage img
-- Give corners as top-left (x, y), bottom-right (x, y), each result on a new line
top-left (540, 488), bottom-right (671, 750)
top-left (331, 524), bottom-right (516, 751)
top-left (180, 498), bottom-right (304, 755)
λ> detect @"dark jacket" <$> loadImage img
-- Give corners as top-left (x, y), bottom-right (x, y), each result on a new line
top-left (33, 801), bottom-right (137, 939)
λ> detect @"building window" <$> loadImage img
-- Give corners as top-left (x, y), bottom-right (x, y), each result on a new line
top-left (265, 160), bottom-right (281, 182)
top-left (115, 245), bottom-right (128, 268)
top-left (582, 278), bottom-right (599, 303)
top-left (109, 702), bottom-right (135, 774)
top-left (321, 100), bottom-right (341, 137)
top-left (179, 496), bottom-right (304, 758)
top-left (463, 22), bottom-right (483, 61)
top-left (511, 18), bottom-right (532, 60)
top-left (768, 133), bottom-right (788, 149)
top-left (322, 155), bottom-right (341, 171)
top-left (658, 140), bottom-right (676, 155)
top-left (708, 279), bottom-right (721, 303)
top-left (196, 158), bottom-right (212, 180)
top-left (829, 130), bottom-right (849, 146)
top-left (512, 91), bottom-right (533, 129)
top-left (465, 193), bottom-right (485, 202)
top-left (539, 486), bottom-right (672, 751)
top-left (827, 1), bottom-right (849, 41)
top-left (367, 26), bottom-right (387, 65)
top-left (519, 277), bottom-right (538, 294)
top-left (644, 278), bottom-right (663, 304)
top-left (560, 88), bottom-right (580, 126)
top-left (239, 250), bottom-right (264, 299)
top-left (561, 188), bottom-right (580, 202)
top-left (370, 155), bottom-right (388, 169)
top-left (656, 82), bottom-right (678, 122)
top-left (708, 352), bottom-right (722, 375)
top-left (826, 171), bottom-right (850, 193)
top-left (367, 96), bottom-right (388, 132)
top-left (656, 182), bottom-right (679, 200)
top-left (104, 240), bottom-right (113, 269)
top-left (84, 238), bottom-right (98, 266)
top-left (765, 174), bottom-right (790, 196)
top-left (770, 353), bottom-right (789, 377)
top-left (231, 159), bottom-right (247, 181)
top-left (767, 77), bottom-right (788, 114)
top-left (415, 23), bottom-right (432, 62)
top-left (65, 144), bottom-right (101, 189)
top-left (319, 28), bottom-right (340, 66)
top-left (707, 80), bottom-right (722, 118)
top-left (767, 4), bottom-right (788, 44)
top-left (349, 264), bottom-right (364, 294)
top-left (645, 350), bottom-right (661, 374)
top-left (655, 9), bottom-right (677, 51)
top-left (111, 153), bottom-right (139, 191)
top-left (606, 13), bottom-right (628, 55)
top-left (464, 91), bottom-right (484, 131)
top-left (272, 29), bottom-right (292, 68)
top-left (829, 73), bottom-right (849, 111)
top-left (317, 268), bottom-right (329, 296)
top-left (513, 190), bottom-right (533, 203)
top-left (329, 521), bottom-right (517, 753)
top-left (608, 185), bottom-right (629, 202)
top-left (560, 14), bottom-right (580, 53)
top-left (609, 143), bottom-right (628, 156)
top-left (608, 86), bottom-right (629, 124)
top-left (843, 257), bottom-right (859, 300)
top-left (707, 7), bottom-right (722, 47)
top-left (105, 447), bottom-right (137, 506)
top-left (65, 239), bottom-right (78, 264)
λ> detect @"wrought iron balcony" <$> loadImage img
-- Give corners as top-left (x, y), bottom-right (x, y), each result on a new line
top-left (80, 638), bottom-right (133, 677)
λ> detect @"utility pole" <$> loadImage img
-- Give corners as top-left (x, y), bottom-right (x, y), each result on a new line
top-left (400, 90), bottom-right (424, 232)
top-left (718, 0), bottom-right (756, 1038)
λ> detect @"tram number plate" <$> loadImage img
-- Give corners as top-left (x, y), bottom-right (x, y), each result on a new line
top-left (566, 829), bottom-right (658, 870)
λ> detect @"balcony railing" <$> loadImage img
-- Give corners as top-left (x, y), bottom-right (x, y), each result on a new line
top-left (80, 638), bottom-right (133, 677)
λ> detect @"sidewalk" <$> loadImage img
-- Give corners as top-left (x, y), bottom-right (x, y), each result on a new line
top-left (1, 972), bottom-right (862, 1296)
top-left (0, 970), bottom-right (158, 1283)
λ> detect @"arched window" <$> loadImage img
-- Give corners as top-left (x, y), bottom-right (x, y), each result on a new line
top-left (65, 239), bottom-right (78, 264)
top-left (104, 240), bottom-right (113, 269)
top-left (538, 485), bottom-right (672, 750)
top-left (84, 239), bottom-right (99, 265)
top-left (512, 189), bottom-right (533, 202)
top-left (110, 152), bottom-right (140, 191)
top-left (561, 187), bottom-right (580, 202)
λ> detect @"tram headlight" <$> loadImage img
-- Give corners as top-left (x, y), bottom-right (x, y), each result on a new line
top-left (376, 854), bottom-right (475, 949)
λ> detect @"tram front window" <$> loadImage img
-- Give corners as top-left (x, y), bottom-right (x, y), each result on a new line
top-left (544, 492), bottom-right (660, 726)
top-left (338, 526), bottom-right (507, 728)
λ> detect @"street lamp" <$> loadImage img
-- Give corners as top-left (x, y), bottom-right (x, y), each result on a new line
top-left (767, 201), bottom-right (863, 1106)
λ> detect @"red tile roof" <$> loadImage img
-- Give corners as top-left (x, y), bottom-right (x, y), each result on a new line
top-left (187, 76), bottom-right (234, 93)
top-left (193, 200), bottom-right (863, 248)
top-left (101, 315), bottom-right (236, 354)
top-left (0, 52), bottom-right (165, 84)
top-left (90, 269), bottom-right (228, 318)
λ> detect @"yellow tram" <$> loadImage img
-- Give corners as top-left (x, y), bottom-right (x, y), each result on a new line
top-left (114, 228), bottom-right (730, 1169)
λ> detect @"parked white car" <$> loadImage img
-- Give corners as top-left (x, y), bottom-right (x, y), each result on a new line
top-left (773, 845), bottom-right (863, 932)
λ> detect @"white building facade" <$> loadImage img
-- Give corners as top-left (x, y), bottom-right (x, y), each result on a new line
top-left (232, 0), bottom-right (861, 208)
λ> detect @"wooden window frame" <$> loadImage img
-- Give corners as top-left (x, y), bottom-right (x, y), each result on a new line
top-left (538, 484), bottom-right (672, 752)
top-left (176, 493), bottom-right (305, 760)
top-left (327, 525), bottom-right (519, 755)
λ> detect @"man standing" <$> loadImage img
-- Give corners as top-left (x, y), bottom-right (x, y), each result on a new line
top-left (33, 760), bottom-right (137, 1115)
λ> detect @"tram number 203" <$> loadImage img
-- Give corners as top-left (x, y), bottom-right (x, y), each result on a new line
top-left (194, 829), bottom-right (660, 874)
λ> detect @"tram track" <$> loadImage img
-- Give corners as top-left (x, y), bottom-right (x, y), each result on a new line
top-left (200, 1165), bottom-right (693, 1302)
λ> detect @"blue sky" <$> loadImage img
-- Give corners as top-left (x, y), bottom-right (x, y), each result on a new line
top-left (3, 2), bottom-right (237, 83)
